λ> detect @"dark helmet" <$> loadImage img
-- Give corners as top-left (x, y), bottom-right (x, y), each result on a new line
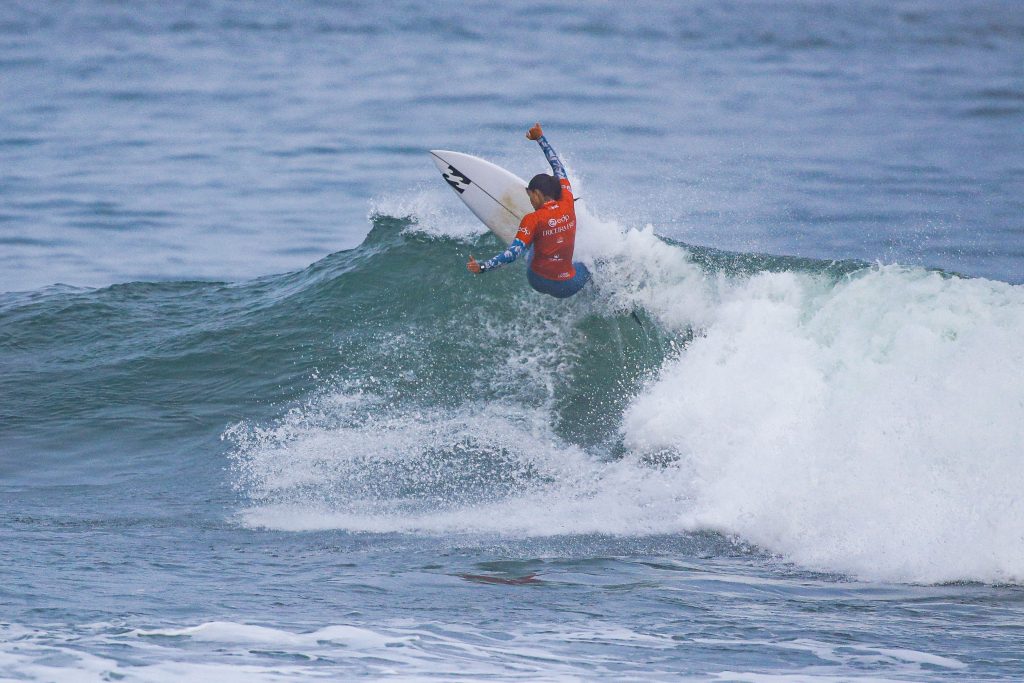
top-left (527, 173), bottom-right (562, 201)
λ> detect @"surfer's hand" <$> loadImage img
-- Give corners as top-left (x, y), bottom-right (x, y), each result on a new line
top-left (526, 123), bottom-right (543, 141)
top-left (467, 255), bottom-right (482, 274)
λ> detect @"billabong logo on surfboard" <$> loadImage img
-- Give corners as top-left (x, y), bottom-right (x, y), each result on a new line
top-left (442, 165), bottom-right (472, 194)
top-left (429, 150), bottom-right (532, 245)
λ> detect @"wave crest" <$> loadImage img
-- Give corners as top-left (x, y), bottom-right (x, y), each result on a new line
top-left (226, 204), bottom-right (1024, 584)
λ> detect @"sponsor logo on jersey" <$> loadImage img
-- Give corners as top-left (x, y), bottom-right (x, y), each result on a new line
top-left (541, 221), bottom-right (574, 237)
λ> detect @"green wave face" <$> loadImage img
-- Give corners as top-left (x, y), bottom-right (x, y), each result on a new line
top-left (0, 216), bottom-right (659, 471)
top-left (3, 212), bottom-right (841, 478)
top-left (0, 212), bottom-right (941, 478)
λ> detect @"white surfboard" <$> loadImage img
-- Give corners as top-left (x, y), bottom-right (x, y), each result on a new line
top-left (430, 150), bottom-right (534, 245)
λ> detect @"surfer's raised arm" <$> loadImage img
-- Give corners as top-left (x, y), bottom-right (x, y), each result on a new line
top-left (527, 123), bottom-right (569, 188)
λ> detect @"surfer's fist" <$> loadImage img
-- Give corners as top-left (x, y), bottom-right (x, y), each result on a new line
top-left (467, 255), bottom-right (483, 274)
top-left (526, 123), bottom-right (543, 141)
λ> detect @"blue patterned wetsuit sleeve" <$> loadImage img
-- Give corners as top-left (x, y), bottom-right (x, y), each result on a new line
top-left (480, 238), bottom-right (527, 272)
top-left (537, 135), bottom-right (567, 181)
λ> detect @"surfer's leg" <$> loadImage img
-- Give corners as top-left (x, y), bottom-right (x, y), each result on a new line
top-left (571, 262), bottom-right (591, 290)
top-left (557, 262), bottom-right (591, 298)
top-left (526, 269), bottom-right (556, 296)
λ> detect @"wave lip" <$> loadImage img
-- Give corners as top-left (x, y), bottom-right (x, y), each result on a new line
top-left (213, 202), bottom-right (1024, 585)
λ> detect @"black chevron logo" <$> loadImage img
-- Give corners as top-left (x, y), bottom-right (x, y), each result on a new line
top-left (443, 165), bottom-right (471, 194)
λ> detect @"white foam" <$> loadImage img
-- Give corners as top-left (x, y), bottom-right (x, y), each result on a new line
top-left (231, 397), bottom-right (691, 537)
top-left (0, 619), bottom-right (709, 682)
top-left (623, 265), bottom-right (1024, 583)
top-left (705, 636), bottom-right (966, 681)
top-left (132, 621), bottom-right (413, 649)
top-left (234, 192), bottom-right (1024, 584)
top-left (1, 620), bottom-right (971, 682)
top-left (0, 631), bottom-right (128, 683)
top-left (712, 673), bottom-right (908, 682)
top-left (369, 187), bottom-right (486, 241)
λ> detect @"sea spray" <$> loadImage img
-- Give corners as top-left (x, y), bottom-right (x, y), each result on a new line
top-left (226, 204), bottom-right (1024, 584)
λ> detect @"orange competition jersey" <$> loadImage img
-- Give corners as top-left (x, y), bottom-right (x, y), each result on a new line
top-left (514, 178), bottom-right (577, 281)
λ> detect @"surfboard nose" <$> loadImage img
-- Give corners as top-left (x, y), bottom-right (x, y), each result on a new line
top-left (429, 150), bottom-right (458, 175)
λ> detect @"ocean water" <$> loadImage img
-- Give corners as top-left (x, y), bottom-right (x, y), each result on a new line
top-left (2, 1), bottom-right (1024, 681)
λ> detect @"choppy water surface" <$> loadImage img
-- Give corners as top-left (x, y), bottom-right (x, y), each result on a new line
top-left (2, 1), bottom-right (1023, 681)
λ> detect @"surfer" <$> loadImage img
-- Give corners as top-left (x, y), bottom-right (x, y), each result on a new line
top-left (466, 123), bottom-right (591, 299)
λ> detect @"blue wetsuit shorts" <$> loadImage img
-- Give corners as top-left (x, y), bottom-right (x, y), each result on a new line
top-left (527, 262), bottom-right (591, 299)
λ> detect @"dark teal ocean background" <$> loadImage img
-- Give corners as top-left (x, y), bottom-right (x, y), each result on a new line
top-left (2, 2), bottom-right (1023, 680)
